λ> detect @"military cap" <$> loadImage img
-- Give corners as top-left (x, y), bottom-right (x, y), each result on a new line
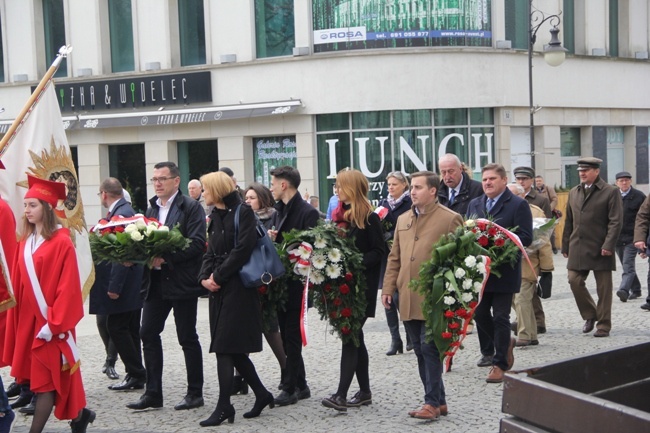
top-left (615, 171), bottom-right (632, 179)
top-left (513, 166), bottom-right (535, 179)
top-left (576, 157), bottom-right (602, 171)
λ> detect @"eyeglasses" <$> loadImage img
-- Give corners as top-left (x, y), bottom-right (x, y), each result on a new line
top-left (150, 176), bottom-right (178, 183)
top-left (387, 171), bottom-right (407, 181)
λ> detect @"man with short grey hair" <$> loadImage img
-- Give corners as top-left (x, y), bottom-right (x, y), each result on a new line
top-left (437, 153), bottom-right (483, 215)
top-left (188, 179), bottom-right (210, 216)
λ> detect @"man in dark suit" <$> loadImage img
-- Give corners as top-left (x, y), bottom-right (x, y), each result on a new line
top-left (466, 163), bottom-right (533, 383)
top-left (563, 158), bottom-right (622, 337)
top-left (437, 153), bottom-right (483, 215)
top-left (127, 162), bottom-right (207, 411)
top-left (92, 178), bottom-right (147, 392)
top-left (268, 166), bottom-right (320, 406)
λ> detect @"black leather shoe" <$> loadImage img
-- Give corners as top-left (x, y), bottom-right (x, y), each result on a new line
top-left (629, 292), bottom-right (641, 300)
top-left (105, 365), bottom-right (119, 380)
top-left (126, 394), bottom-right (163, 410)
top-left (582, 319), bottom-right (596, 333)
top-left (174, 395), bottom-right (204, 410)
top-left (274, 390), bottom-right (298, 406)
top-left (200, 404), bottom-right (235, 427)
top-left (70, 408), bottom-right (96, 433)
top-left (537, 326), bottom-right (547, 334)
top-left (108, 375), bottom-right (145, 391)
top-left (18, 395), bottom-right (37, 415)
top-left (641, 302), bottom-right (650, 311)
top-left (297, 386), bottom-right (311, 400)
top-left (321, 394), bottom-right (347, 412)
top-left (406, 342), bottom-right (414, 351)
top-left (386, 340), bottom-right (403, 356)
top-left (510, 322), bottom-right (518, 334)
top-left (10, 391), bottom-right (33, 409)
top-left (243, 391), bottom-right (274, 418)
top-left (347, 390), bottom-right (372, 407)
top-left (5, 381), bottom-right (20, 398)
top-left (476, 355), bottom-right (493, 367)
top-left (616, 289), bottom-right (629, 302)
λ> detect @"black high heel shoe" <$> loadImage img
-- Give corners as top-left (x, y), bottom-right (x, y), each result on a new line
top-left (230, 376), bottom-right (249, 395)
top-left (199, 404), bottom-right (235, 427)
top-left (243, 392), bottom-right (275, 419)
top-left (386, 340), bottom-right (404, 356)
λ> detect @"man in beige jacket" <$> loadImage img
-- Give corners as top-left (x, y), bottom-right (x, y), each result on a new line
top-left (382, 171), bottom-right (463, 421)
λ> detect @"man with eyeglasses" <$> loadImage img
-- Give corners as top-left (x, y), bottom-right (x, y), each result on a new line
top-left (127, 162), bottom-right (207, 411)
top-left (437, 153), bottom-right (483, 215)
top-left (562, 157), bottom-right (622, 338)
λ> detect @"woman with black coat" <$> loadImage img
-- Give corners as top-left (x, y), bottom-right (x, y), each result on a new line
top-left (198, 171), bottom-right (274, 427)
top-left (321, 168), bottom-right (386, 412)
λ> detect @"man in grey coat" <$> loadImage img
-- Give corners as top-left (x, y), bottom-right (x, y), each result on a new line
top-left (562, 157), bottom-right (622, 337)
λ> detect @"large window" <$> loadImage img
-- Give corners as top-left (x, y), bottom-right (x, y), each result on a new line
top-left (562, 0), bottom-right (575, 54)
top-left (504, 0), bottom-right (528, 50)
top-left (43, 0), bottom-right (67, 78)
top-left (316, 108), bottom-right (495, 205)
top-left (609, 0), bottom-right (619, 57)
top-left (108, 0), bottom-right (135, 72)
top-left (560, 127), bottom-right (580, 188)
top-left (253, 136), bottom-right (297, 186)
top-left (109, 144), bottom-right (147, 213)
top-left (606, 127), bottom-right (624, 183)
top-left (178, 0), bottom-right (206, 66)
top-left (255, 0), bottom-right (294, 58)
top-left (177, 140), bottom-right (218, 194)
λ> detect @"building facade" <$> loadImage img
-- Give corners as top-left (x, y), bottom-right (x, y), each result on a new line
top-left (0, 0), bottom-right (648, 221)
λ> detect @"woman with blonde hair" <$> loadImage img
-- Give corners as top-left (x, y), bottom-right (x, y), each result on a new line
top-left (4, 175), bottom-right (94, 433)
top-left (198, 171), bottom-right (274, 426)
top-left (322, 168), bottom-right (385, 412)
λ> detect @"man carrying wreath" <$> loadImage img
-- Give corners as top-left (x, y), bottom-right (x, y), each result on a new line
top-left (382, 171), bottom-right (463, 421)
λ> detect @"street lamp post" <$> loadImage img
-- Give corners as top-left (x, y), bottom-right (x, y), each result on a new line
top-left (528, 0), bottom-right (568, 169)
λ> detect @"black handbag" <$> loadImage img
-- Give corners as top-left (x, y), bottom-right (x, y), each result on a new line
top-left (234, 204), bottom-right (285, 288)
top-left (537, 271), bottom-right (552, 299)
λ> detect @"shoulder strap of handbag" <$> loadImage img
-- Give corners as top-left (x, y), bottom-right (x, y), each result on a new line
top-left (234, 204), bottom-right (242, 247)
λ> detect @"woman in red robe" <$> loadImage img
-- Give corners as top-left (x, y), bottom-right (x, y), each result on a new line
top-left (4, 175), bottom-right (94, 433)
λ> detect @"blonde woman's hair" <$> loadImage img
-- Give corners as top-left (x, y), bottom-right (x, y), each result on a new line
top-left (20, 199), bottom-right (60, 241)
top-left (200, 171), bottom-right (235, 205)
top-left (336, 168), bottom-right (373, 229)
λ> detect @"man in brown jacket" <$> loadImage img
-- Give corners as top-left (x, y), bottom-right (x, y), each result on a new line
top-left (382, 171), bottom-right (463, 421)
top-left (562, 157), bottom-right (622, 337)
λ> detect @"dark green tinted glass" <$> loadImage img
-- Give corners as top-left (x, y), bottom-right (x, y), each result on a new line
top-left (393, 110), bottom-right (432, 128)
top-left (352, 111), bottom-right (390, 129)
top-left (470, 108), bottom-right (494, 125)
top-left (434, 108), bottom-right (468, 126)
top-left (109, 0), bottom-right (135, 72)
top-left (255, 0), bottom-right (295, 58)
top-left (179, 0), bottom-right (206, 66)
top-left (43, 0), bottom-right (67, 78)
top-left (316, 113), bottom-right (349, 132)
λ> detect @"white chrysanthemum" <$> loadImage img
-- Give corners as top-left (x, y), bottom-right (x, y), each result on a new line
top-left (145, 225), bottom-right (156, 236)
top-left (124, 224), bottom-right (138, 233)
top-left (443, 296), bottom-right (456, 305)
top-left (328, 248), bottom-right (342, 263)
top-left (309, 271), bottom-right (325, 285)
top-left (296, 265), bottom-right (310, 276)
top-left (454, 268), bottom-right (466, 279)
top-left (298, 245), bottom-right (312, 260)
top-left (311, 254), bottom-right (327, 270)
top-left (462, 279), bottom-right (473, 290)
top-left (473, 281), bottom-right (483, 292)
top-left (130, 231), bottom-right (144, 241)
top-left (461, 292), bottom-right (474, 303)
top-left (465, 219), bottom-right (476, 228)
top-left (135, 219), bottom-right (147, 230)
top-left (476, 262), bottom-right (487, 275)
top-left (325, 264), bottom-right (341, 279)
top-left (464, 256), bottom-right (477, 268)
top-left (314, 237), bottom-right (327, 249)
top-left (157, 225), bottom-right (169, 232)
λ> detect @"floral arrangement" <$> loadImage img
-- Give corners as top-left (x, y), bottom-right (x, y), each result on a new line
top-left (526, 217), bottom-right (557, 253)
top-left (90, 215), bottom-right (190, 267)
top-left (413, 218), bottom-right (522, 368)
top-left (257, 280), bottom-right (288, 333)
top-left (278, 222), bottom-right (367, 346)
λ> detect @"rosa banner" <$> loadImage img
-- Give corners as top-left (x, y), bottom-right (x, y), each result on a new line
top-left (89, 215), bottom-right (190, 267)
top-left (278, 222), bottom-right (367, 347)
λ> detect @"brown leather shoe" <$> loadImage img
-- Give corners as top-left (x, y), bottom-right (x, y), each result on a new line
top-left (515, 339), bottom-right (531, 347)
top-left (439, 404), bottom-right (448, 416)
top-left (583, 319), bottom-right (595, 333)
top-left (593, 329), bottom-right (610, 337)
top-left (486, 366), bottom-right (505, 383)
top-left (506, 337), bottom-right (516, 370)
top-left (411, 404), bottom-right (440, 420)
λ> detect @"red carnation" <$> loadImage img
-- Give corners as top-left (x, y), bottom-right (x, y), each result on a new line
top-left (448, 322), bottom-right (460, 330)
top-left (488, 227), bottom-right (498, 237)
top-left (341, 308), bottom-right (352, 318)
top-left (478, 235), bottom-right (489, 246)
top-left (477, 221), bottom-right (487, 230)
top-left (333, 298), bottom-right (342, 306)
top-left (494, 237), bottom-right (505, 247)
top-left (330, 311), bottom-right (338, 319)
top-left (101, 228), bottom-right (112, 235)
top-left (114, 226), bottom-right (125, 233)
top-left (258, 286), bottom-right (267, 295)
top-left (455, 308), bottom-right (468, 318)
top-left (469, 301), bottom-right (478, 308)
top-left (345, 272), bottom-right (353, 282)
top-left (324, 284), bottom-right (332, 292)
top-left (444, 310), bottom-right (455, 318)
top-left (451, 341), bottom-right (461, 347)
top-left (441, 332), bottom-right (453, 339)
top-left (339, 284), bottom-right (350, 295)
top-left (341, 326), bottom-right (351, 335)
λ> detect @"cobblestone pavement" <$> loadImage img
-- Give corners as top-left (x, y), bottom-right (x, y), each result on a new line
top-left (5, 254), bottom-right (650, 432)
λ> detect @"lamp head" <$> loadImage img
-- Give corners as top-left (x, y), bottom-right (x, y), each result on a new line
top-left (543, 26), bottom-right (568, 67)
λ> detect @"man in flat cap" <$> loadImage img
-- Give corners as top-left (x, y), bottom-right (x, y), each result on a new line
top-left (562, 157), bottom-right (622, 337)
top-left (613, 172), bottom-right (645, 302)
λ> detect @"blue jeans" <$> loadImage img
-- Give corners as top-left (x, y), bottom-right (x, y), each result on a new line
top-left (403, 320), bottom-right (445, 407)
top-left (616, 243), bottom-right (641, 295)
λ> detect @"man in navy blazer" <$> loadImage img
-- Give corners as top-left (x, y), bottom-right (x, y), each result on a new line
top-left (466, 163), bottom-right (533, 383)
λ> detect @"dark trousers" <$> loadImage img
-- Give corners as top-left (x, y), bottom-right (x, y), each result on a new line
top-left (403, 320), bottom-right (445, 407)
top-left (96, 314), bottom-right (118, 364)
top-left (616, 243), bottom-right (642, 295)
top-left (335, 317), bottom-right (369, 398)
top-left (384, 290), bottom-right (411, 345)
top-left (277, 306), bottom-right (306, 393)
top-left (140, 277), bottom-right (203, 399)
top-left (107, 309), bottom-right (146, 380)
top-left (474, 291), bottom-right (512, 371)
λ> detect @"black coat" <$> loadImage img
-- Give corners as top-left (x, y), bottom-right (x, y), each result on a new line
top-left (438, 172), bottom-right (484, 216)
top-left (347, 212), bottom-right (386, 317)
top-left (617, 187), bottom-right (646, 245)
top-left (89, 198), bottom-right (144, 315)
top-left (199, 191), bottom-right (262, 354)
top-left (142, 191), bottom-right (207, 300)
top-left (466, 188), bottom-right (533, 294)
top-left (270, 192), bottom-right (320, 310)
